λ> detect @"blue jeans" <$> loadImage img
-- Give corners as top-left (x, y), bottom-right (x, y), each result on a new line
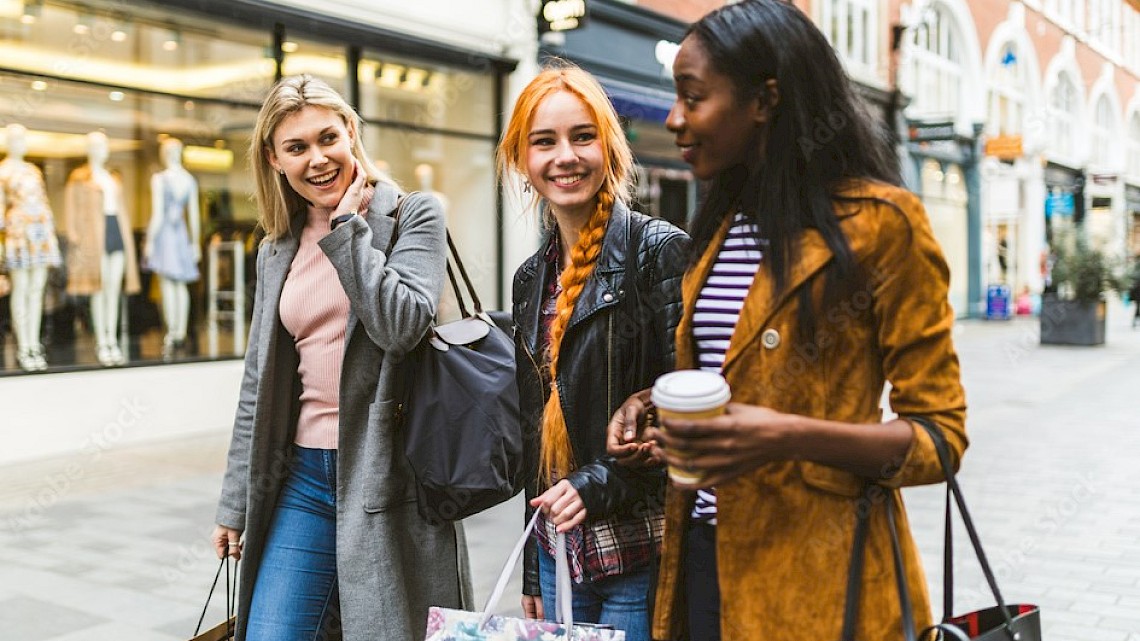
top-left (537, 547), bottom-right (651, 641)
top-left (246, 446), bottom-right (341, 641)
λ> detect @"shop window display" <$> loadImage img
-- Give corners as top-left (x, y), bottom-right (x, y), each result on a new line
top-left (0, 0), bottom-right (501, 375)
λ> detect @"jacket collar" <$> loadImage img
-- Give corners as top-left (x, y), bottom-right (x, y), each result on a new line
top-left (677, 200), bottom-right (867, 374)
top-left (516, 200), bottom-right (634, 354)
top-left (256, 182), bottom-right (402, 367)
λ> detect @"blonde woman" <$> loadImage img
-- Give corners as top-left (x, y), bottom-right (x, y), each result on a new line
top-left (499, 64), bottom-right (689, 640)
top-left (212, 75), bottom-right (468, 641)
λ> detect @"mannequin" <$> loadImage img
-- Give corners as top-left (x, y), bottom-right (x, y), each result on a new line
top-left (64, 131), bottom-right (141, 367)
top-left (144, 138), bottom-right (200, 357)
top-left (0, 124), bottom-right (62, 371)
top-left (414, 163), bottom-right (450, 213)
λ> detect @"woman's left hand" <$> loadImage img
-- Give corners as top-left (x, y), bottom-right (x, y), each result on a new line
top-left (329, 159), bottom-right (367, 224)
top-left (648, 402), bottom-right (796, 489)
top-left (530, 480), bottom-right (587, 533)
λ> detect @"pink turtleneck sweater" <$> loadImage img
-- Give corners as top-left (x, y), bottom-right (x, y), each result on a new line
top-left (279, 206), bottom-right (354, 449)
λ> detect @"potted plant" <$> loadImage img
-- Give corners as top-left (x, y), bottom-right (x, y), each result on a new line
top-left (1040, 232), bottom-right (1123, 346)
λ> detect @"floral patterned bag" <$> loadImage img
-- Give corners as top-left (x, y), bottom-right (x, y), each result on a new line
top-left (425, 512), bottom-right (625, 641)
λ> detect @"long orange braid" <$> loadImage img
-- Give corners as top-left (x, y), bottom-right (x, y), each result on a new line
top-left (539, 190), bottom-right (615, 486)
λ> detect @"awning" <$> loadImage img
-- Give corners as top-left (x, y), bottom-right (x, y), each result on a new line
top-left (601, 79), bottom-right (675, 124)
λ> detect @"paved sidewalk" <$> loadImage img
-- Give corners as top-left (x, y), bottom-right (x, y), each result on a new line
top-left (0, 302), bottom-right (1138, 640)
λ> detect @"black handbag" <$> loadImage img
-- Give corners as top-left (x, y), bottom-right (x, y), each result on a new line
top-left (841, 418), bottom-right (1041, 641)
top-left (389, 195), bottom-right (523, 524)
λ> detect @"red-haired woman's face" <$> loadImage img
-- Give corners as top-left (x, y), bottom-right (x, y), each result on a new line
top-left (525, 90), bottom-right (606, 226)
top-left (667, 36), bottom-right (766, 180)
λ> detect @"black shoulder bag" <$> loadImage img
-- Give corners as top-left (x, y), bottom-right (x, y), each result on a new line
top-left (840, 417), bottom-right (1041, 641)
top-left (388, 194), bottom-right (523, 524)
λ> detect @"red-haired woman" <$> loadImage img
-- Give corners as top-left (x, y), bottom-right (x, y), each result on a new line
top-left (498, 64), bottom-right (689, 640)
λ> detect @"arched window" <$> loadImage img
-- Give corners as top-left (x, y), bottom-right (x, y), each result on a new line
top-left (1127, 113), bottom-right (1140, 178)
top-left (905, 5), bottom-right (962, 119)
top-left (1090, 95), bottom-right (1116, 167)
top-left (819, 0), bottom-right (878, 78)
top-left (1048, 72), bottom-right (1080, 158)
top-left (988, 41), bottom-right (1026, 136)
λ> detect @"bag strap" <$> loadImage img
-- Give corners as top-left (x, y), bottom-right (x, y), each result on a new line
top-left (388, 191), bottom-right (483, 321)
top-left (840, 487), bottom-right (917, 641)
top-left (194, 556), bottom-right (237, 636)
top-left (622, 216), bottom-right (651, 388)
top-left (479, 511), bottom-right (573, 630)
top-left (908, 416), bottom-right (1018, 636)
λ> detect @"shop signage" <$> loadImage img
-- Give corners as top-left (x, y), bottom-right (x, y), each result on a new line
top-left (984, 134), bottom-right (1022, 160)
top-left (908, 120), bottom-right (957, 142)
top-left (1045, 191), bottom-right (1074, 219)
top-left (538, 0), bottom-right (588, 34)
top-left (1090, 172), bottom-right (1118, 185)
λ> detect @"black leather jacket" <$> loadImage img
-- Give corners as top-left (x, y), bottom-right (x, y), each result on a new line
top-left (512, 202), bottom-right (690, 595)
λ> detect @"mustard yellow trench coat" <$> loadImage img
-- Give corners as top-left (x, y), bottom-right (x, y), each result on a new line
top-left (652, 181), bottom-right (968, 641)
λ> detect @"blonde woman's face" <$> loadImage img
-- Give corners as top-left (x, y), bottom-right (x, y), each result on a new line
top-left (268, 105), bottom-right (356, 210)
top-left (525, 91), bottom-right (605, 226)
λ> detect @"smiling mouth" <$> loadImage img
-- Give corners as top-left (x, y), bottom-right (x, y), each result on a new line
top-left (551, 174), bottom-right (585, 185)
top-left (307, 169), bottom-right (339, 186)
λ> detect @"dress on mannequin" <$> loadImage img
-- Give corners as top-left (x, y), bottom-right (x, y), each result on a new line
top-left (144, 138), bottom-right (200, 356)
top-left (1, 124), bottom-right (62, 371)
top-left (64, 132), bottom-right (141, 366)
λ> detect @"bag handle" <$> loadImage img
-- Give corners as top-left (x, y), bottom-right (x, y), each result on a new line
top-left (908, 417), bottom-right (1018, 637)
top-left (194, 555), bottom-right (237, 636)
top-left (840, 487), bottom-right (917, 641)
top-left (479, 511), bottom-right (573, 630)
top-left (388, 191), bottom-right (484, 320)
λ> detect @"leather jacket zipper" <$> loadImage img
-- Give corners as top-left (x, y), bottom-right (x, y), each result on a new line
top-left (607, 314), bottom-right (613, 415)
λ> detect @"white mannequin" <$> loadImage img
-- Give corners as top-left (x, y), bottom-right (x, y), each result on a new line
top-left (414, 163), bottom-right (450, 213)
top-left (87, 131), bottom-right (127, 366)
top-left (1, 124), bottom-right (59, 371)
top-left (145, 138), bottom-right (201, 356)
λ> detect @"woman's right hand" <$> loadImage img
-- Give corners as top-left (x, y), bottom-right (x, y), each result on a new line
top-left (212, 525), bottom-right (243, 560)
top-left (606, 389), bottom-right (660, 468)
top-left (521, 594), bottom-right (544, 620)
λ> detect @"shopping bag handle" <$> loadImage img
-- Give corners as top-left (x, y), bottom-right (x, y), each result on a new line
top-left (479, 511), bottom-right (573, 629)
top-left (194, 555), bottom-right (237, 636)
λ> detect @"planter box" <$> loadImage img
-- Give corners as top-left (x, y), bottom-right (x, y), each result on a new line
top-left (1040, 296), bottom-right (1106, 346)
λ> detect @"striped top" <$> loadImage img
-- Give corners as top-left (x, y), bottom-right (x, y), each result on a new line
top-left (279, 207), bottom-right (353, 450)
top-left (691, 213), bottom-right (766, 524)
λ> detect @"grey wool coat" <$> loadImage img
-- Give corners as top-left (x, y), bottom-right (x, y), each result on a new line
top-left (215, 184), bottom-right (473, 641)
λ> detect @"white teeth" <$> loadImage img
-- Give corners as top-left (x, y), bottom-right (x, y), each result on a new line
top-left (553, 175), bottom-right (583, 185)
top-left (309, 170), bottom-right (337, 186)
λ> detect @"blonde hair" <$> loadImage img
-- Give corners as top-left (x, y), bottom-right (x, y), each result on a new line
top-left (497, 64), bottom-right (634, 485)
top-left (251, 74), bottom-right (394, 240)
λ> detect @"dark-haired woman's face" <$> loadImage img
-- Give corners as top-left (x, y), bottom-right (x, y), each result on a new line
top-left (667, 36), bottom-right (765, 180)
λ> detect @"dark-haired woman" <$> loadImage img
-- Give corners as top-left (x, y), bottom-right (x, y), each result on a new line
top-left (606, 1), bottom-right (967, 639)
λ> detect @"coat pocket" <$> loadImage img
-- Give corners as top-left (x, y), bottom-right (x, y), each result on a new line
top-left (361, 400), bottom-right (418, 513)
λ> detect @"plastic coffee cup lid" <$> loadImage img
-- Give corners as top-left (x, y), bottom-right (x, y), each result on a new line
top-left (651, 370), bottom-right (731, 412)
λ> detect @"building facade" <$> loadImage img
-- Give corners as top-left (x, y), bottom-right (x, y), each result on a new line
top-left (0, 0), bottom-right (536, 463)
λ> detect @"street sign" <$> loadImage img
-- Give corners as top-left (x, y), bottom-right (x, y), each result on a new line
top-left (907, 120), bottom-right (957, 142)
top-left (538, 0), bottom-right (588, 34)
top-left (984, 134), bottom-right (1023, 160)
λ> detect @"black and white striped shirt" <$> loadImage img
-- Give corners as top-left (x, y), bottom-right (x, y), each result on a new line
top-left (690, 213), bottom-right (765, 524)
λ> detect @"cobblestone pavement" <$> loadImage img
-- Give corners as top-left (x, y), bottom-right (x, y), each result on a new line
top-left (1, 303), bottom-right (1138, 640)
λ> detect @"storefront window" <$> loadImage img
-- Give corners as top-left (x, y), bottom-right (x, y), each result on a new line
top-left (987, 42), bottom-right (1026, 137)
top-left (0, 1), bottom-right (504, 375)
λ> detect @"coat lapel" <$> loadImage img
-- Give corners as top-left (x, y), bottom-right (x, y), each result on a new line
top-left (676, 217), bottom-right (731, 370)
top-left (256, 232), bottom-right (299, 374)
top-left (720, 228), bottom-right (834, 374)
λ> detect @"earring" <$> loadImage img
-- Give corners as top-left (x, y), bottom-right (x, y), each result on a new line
top-left (523, 180), bottom-right (531, 194)
top-left (277, 168), bottom-right (285, 175)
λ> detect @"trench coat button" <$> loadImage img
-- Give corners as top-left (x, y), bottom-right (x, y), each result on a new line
top-left (602, 292), bottom-right (614, 303)
top-left (761, 328), bottom-right (780, 349)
